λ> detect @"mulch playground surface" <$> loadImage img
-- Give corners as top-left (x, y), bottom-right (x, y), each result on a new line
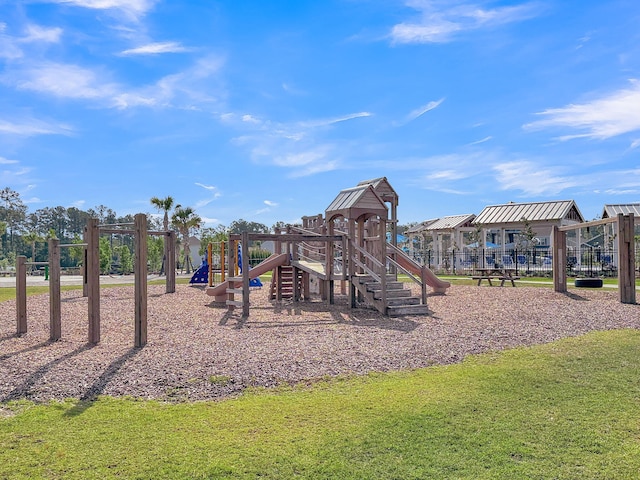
top-left (1, 283), bottom-right (638, 403)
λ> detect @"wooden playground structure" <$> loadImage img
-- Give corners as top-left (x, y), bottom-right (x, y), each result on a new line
top-left (15, 214), bottom-right (176, 347)
top-left (206, 178), bottom-right (451, 317)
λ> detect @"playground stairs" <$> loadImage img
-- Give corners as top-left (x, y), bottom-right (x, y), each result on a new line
top-left (269, 265), bottom-right (303, 300)
top-left (224, 277), bottom-right (245, 309)
top-left (352, 274), bottom-right (430, 316)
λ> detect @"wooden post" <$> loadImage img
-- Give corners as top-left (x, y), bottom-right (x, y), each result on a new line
top-left (86, 218), bottom-right (100, 344)
top-left (293, 266), bottom-right (301, 301)
top-left (617, 213), bottom-right (636, 304)
top-left (348, 220), bottom-right (356, 308)
top-left (82, 228), bottom-right (88, 298)
top-left (326, 235), bottom-right (334, 305)
top-left (380, 218), bottom-right (387, 311)
top-left (420, 266), bottom-right (428, 307)
top-left (552, 225), bottom-right (567, 293)
top-left (220, 241), bottom-right (225, 282)
top-left (241, 231), bottom-right (250, 317)
top-left (227, 238), bottom-right (235, 309)
top-left (16, 256), bottom-right (27, 335)
top-left (207, 243), bottom-right (213, 287)
top-left (165, 231), bottom-right (176, 294)
top-left (49, 238), bottom-right (62, 341)
top-left (134, 213), bottom-right (148, 347)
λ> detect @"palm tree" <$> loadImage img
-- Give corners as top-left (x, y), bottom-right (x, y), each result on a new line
top-left (171, 205), bottom-right (202, 274)
top-left (150, 196), bottom-right (175, 231)
top-left (22, 231), bottom-right (43, 274)
top-left (150, 196), bottom-right (175, 275)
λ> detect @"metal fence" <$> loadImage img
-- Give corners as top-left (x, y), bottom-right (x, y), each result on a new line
top-left (411, 246), bottom-right (632, 277)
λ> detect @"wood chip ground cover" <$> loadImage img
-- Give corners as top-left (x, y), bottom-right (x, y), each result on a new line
top-left (1, 284), bottom-right (638, 402)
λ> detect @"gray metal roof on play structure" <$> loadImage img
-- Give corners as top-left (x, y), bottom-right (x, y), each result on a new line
top-left (325, 184), bottom-right (388, 220)
top-left (474, 200), bottom-right (584, 225)
top-left (602, 203), bottom-right (640, 218)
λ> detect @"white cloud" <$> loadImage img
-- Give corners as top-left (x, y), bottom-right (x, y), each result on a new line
top-left (120, 41), bottom-right (189, 55)
top-left (0, 156), bottom-right (18, 164)
top-left (21, 24), bottom-right (63, 43)
top-left (273, 145), bottom-right (339, 178)
top-left (0, 165), bottom-right (32, 187)
top-left (0, 118), bottom-right (73, 136)
top-left (427, 169), bottom-right (468, 181)
top-left (194, 183), bottom-right (221, 209)
top-left (2, 54), bottom-right (224, 110)
top-left (200, 216), bottom-right (221, 226)
top-left (524, 79), bottom-right (640, 140)
top-left (50, 0), bottom-right (156, 21)
top-left (4, 62), bottom-right (118, 99)
top-left (493, 160), bottom-right (578, 195)
top-left (391, 1), bottom-right (541, 44)
top-left (242, 114), bottom-right (261, 124)
top-left (405, 98), bottom-right (444, 123)
top-left (604, 188), bottom-right (640, 195)
top-left (264, 200), bottom-right (278, 207)
top-left (195, 182), bottom-right (219, 192)
top-left (229, 110), bottom-right (371, 177)
top-left (273, 150), bottom-right (327, 168)
top-left (299, 111), bottom-right (372, 128)
top-left (469, 135), bottom-right (492, 145)
top-left (114, 55), bottom-right (224, 109)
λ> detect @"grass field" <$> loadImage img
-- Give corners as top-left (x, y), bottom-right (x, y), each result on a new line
top-left (2, 330), bottom-right (639, 479)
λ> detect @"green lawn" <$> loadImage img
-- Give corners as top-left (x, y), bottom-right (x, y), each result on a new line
top-left (2, 330), bottom-right (639, 479)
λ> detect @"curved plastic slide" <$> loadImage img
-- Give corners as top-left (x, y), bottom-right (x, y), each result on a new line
top-left (393, 251), bottom-right (451, 294)
top-left (206, 253), bottom-right (290, 300)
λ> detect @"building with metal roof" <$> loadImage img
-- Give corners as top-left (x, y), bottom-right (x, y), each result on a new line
top-left (473, 200), bottom-right (584, 250)
top-left (474, 200), bottom-right (583, 225)
top-left (602, 203), bottom-right (640, 218)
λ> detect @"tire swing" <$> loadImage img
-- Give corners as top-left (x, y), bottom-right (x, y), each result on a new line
top-left (574, 277), bottom-right (603, 288)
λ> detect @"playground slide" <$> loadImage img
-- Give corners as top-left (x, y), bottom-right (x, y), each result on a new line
top-left (205, 253), bottom-right (290, 299)
top-left (393, 252), bottom-right (451, 294)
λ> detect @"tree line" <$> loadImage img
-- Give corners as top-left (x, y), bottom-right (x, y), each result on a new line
top-left (0, 188), bottom-right (284, 274)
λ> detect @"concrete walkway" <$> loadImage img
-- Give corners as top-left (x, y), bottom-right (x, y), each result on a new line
top-left (0, 274), bottom-right (192, 288)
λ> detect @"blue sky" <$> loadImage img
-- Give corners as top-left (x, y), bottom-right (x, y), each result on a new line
top-left (1, 0), bottom-right (640, 228)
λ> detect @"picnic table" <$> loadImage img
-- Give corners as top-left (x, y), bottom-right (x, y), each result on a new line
top-left (472, 268), bottom-right (520, 287)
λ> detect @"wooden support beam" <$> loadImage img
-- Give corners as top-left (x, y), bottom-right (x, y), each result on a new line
top-left (552, 226), bottom-right (567, 293)
top-left (165, 231), bottom-right (176, 294)
top-left (134, 213), bottom-right (148, 347)
top-left (293, 266), bottom-right (301, 301)
top-left (380, 218), bottom-right (387, 311)
top-left (49, 238), bottom-right (61, 341)
top-left (241, 231), bottom-right (250, 317)
top-left (228, 233), bottom-right (344, 243)
top-left (617, 213), bottom-right (636, 304)
top-left (16, 256), bottom-right (27, 335)
top-left (86, 218), bottom-right (101, 344)
top-left (558, 217), bottom-right (618, 232)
